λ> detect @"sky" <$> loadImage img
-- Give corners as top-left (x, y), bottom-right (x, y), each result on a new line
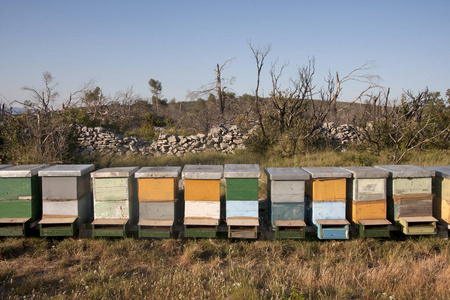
top-left (1, 0), bottom-right (449, 107)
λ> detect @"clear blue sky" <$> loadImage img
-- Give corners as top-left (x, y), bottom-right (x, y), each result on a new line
top-left (1, 0), bottom-right (449, 106)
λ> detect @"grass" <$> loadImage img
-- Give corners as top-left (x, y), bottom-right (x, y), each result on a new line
top-left (0, 237), bottom-right (448, 299)
top-left (82, 148), bottom-right (450, 170)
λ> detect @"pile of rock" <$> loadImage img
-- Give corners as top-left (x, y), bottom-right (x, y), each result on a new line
top-left (77, 124), bottom-right (248, 157)
top-left (319, 122), bottom-right (364, 144)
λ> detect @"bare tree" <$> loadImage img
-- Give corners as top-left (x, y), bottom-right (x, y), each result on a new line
top-left (249, 40), bottom-right (271, 137)
top-left (188, 58), bottom-right (235, 116)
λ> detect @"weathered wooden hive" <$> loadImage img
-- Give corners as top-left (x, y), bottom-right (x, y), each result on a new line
top-left (182, 165), bottom-right (223, 238)
top-left (341, 166), bottom-right (391, 238)
top-left (38, 164), bottom-right (95, 236)
top-left (302, 167), bottom-right (351, 240)
top-left (0, 164), bottom-right (49, 236)
top-left (135, 166), bottom-right (181, 238)
top-left (91, 167), bottom-right (139, 237)
top-left (224, 164), bottom-right (260, 239)
top-left (426, 166), bottom-right (450, 230)
top-left (265, 167), bottom-right (310, 239)
top-left (374, 165), bottom-right (437, 235)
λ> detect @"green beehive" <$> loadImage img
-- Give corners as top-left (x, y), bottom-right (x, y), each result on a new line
top-left (0, 164), bottom-right (49, 236)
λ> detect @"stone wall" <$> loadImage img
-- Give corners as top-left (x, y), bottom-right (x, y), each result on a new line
top-left (77, 124), bottom-right (248, 156)
top-left (77, 122), bottom-right (364, 156)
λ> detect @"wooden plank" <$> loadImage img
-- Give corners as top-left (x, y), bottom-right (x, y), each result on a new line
top-left (399, 198), bottom-right (432, 217)
top-left (0, 177), bottom-right (32, 200)
top-left (94, 201), bottom-right (129, 219)
top-left (355, 178), bottom-right (386, 201)
top-left (41, 175), bottom-right (90, 200)
top-left (226, 178), bottom-right (258, 200)
top-left (442, 198), bottom-right (450, 223)
top-left (226, 217), bottom-right (259, 226)
top-left (94, 178), bottom-right (129, 201)
top-left (271, 202), bottom-right (304, 221)
top-left (359, 219), bottom-right (391, 226)
top-left (0, 217), bottom-right (30, 223)
top-left (0, 200), bottom-right (32, 218)
top-left (139, 202), bottom-right (174, 220)
top-left (92, 218), bottom-right (128, 225)
top-left (275, 220), bottom-right (306, 227)
top-left (400, 216), bottom-right (437, 223)
top-left (271, 181), bottom-right (304, 196)
top-left (43, 199), bottom-right (78, 216)
top-left (138, 219), bottom-right (173, 226)
top-left (184, 179), bottom-right (220, 201)
top-left (138, 178), bottom-right (176, 201)
top-left (317, 219), bottom-right (350, 225)
top-left (393, 177), bottom-right (432, 195)
top-left (184, 217), bottom-right (219, 226)
top-left (312, 178), bottom-right (346, 202)
top-left (351, 200), bottom-right (386, 223)
top-left (226, 200), bottom-right (258, 218)
top-left (185, 201), bottom-right (220, 219)
top-left (39, 216), bottom-right (78, 224)
top-left (312, 201), bottom-right (346, 224)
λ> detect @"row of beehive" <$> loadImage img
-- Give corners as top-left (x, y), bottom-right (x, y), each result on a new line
top-left (0, 164), bottom-right (448, 238)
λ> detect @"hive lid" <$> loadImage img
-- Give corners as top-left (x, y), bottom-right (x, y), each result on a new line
top-left (38, 164), bottom-right (95, 177)
top-left (0, 164), bottom-right (49, 178)
top-left (0, 165), bottom-right (12, 170)
top-left (302, 167), bottom-right (352, 179)
top-left (264, 167), bottom-right (310, 180)
top-left (426, 166), bottom-right (450, 179)
top-left (341, 166), bottom-right (389, 179)
top-left (135, 166), bottom-right (181, 178)
top-left (91, 167), bottom-right (139, 178)
top-left (374, 165), bottom-right (434, 178)
top-left (182, 165), bottom-right (223, 180)
top-left (224, 164), bottom-right (260, 178)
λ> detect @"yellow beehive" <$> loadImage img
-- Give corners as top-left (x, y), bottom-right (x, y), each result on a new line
top-left (352, 200), bottom-right (387, 222)
top-left (427, 166), bottom-right (450, 225)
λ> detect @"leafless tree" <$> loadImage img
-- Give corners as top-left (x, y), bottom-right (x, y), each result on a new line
top-left (249, 40), bottom-right (271, 137)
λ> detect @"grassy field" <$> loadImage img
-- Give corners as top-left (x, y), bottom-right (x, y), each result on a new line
top-left (0, 149), bottom-right (449, 299)
top-left (0, 237), bottom-right (448, 299)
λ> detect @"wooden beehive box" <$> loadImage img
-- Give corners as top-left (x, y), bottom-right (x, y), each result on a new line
top-left (265, 167), bottom-right (309, 239)
top-left (224, 164), bottom-right (260, 239)
top-left (135, 166), bottom-right (181, 238)
top-left (91, 167), bottom-right (139, 237)
top-left (0, 164), bottom-right (49, 236)
top-left (375, 165), bottom-right (437, 235)
top-left (182, 164), bottom-right (223, 238)
top-left (427, 166), bottom-right (450, 229)
top-left (302, 167), bottom-right (351, 240)
top-left (38, 164), bottom-right (95, 236)
top-left (341, 166), bottom-right (391, 238)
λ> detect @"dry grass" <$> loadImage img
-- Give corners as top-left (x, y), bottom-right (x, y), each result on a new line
top-left (0, 237), bottom-right (448, 299)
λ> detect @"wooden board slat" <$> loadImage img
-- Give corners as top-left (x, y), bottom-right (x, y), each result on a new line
top-left (39, 216), bottom-right (78, 224)
top-left (226, 217), bottom-right (259, 226)
top-left (139, 202), bottom-right (175, 220)
top-left (274, 220), bottom-right (306, 227)
top-left (0, 217), bottom-right (30, 223)
top-left (271, 202), bottom-right (305, 221)
top-left (138, 219), bottom-right (174, 226)
top-left (184, 217), bottom-right (219, 226)
top-left (184, 179), bottom-right (220, 201)
top-left (400, 216), bottom-right (437, 223)
top-left (359, 219), bottom-right (391, 226)
top-left (0, 177), bottom-right (33, 200)
top-left (312, 201), bottom-right (346, 224)
top-left (316, 219), bottom-right (350, 225)
top-left (92, 218), bottom-right (128, 225)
